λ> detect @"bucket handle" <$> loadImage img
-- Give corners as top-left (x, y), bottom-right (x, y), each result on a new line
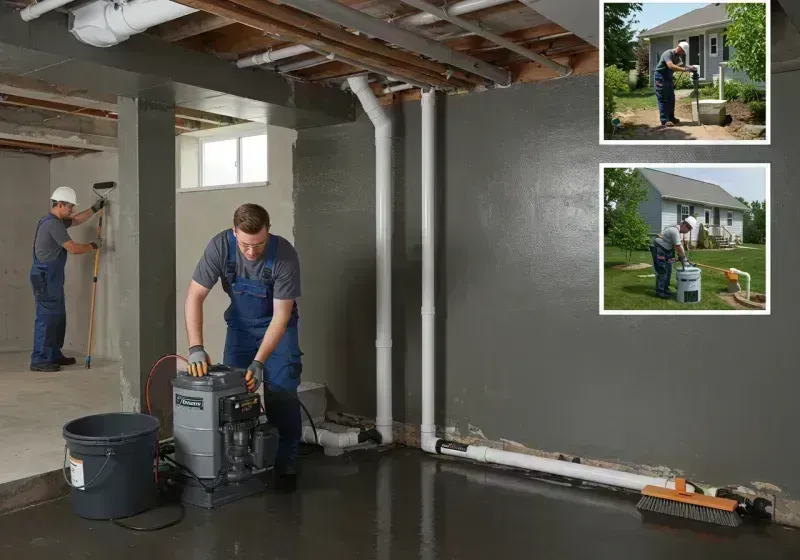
top-left (62, 446), bottom-right (114, 491)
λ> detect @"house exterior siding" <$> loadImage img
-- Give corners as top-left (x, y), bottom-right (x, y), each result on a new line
top-left (704, 27), bottom-right (753, 85)
top-left (660, 199), bottom-right (700, 246)
top-left (639, 177), bottom-right (663, 234)
top-left (650, 36), bottom-right (676, 84)
top-left (658, 199), bottom-right (743, 246)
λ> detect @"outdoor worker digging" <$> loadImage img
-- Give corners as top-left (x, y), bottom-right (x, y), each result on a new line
top-left (184, 203), bottom-right (302, 485)
top-left (653, 41), bottom-right (697, 127)
top-left (30, 187), bottom-right (104, 372)
top-left (650, 216), bottom-right (697, 299)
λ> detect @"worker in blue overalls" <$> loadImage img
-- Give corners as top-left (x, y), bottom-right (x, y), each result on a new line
top-left (185, 203), bottom-right (303, 487)
top-left (30, 187), bottom-right (104, 372)
top-left (653, 41), bottom-right (696, 126)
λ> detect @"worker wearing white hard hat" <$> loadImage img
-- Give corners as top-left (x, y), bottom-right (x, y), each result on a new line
top-left (650, 216), bottom-right (697, 299)
top-left (29, 186), bottom-right (105, 372)
top-left (653, 40), bottom-right (698, 127)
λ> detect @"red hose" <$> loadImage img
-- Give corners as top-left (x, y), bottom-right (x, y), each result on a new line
top-left (145, 354), bottom-right (189, 416)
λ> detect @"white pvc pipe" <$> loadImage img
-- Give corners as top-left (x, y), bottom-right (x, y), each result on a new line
top-left (435, 443), bottom-right (695, 493)
top-left (69, 0), bottom-right (196, 47)
top-left (731, 268), bottom-right (751, 300)
top-left (237, 0), bottom-right (513, 70)
top-left (20, 0), bottom-right (79, 21)
top-left (383, 83), bottom-right (415, 94)
top-left (237, 44), bottom-right (312, 68)
top-left (347, 75), bottom-right (393, 445)
top-left (276, 56), bottom-right (331, 73)
top-left (301, 426), bottom-right (361, 448)
top-left (421, 89), bottom-right (436, 454)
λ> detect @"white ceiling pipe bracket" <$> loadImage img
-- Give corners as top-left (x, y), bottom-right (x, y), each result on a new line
top-left (20, 0), bottom-right (80, 21)
top-left (394, 0), bottom-right (514, 27)
top-left (241, 0), bottom-right (514, 71)
top-left (399, 0), bottom-right (572, 76)
top-left (69, 0), bottom-right (197, 47)
top-left (420, 88), bottom-right (436, 454)
top-left (237, 44), bottom-right (311, 68)
top-left (347, 75), bottom-right (394, 445)
top-left (275, 0), bottom-right (510, 84)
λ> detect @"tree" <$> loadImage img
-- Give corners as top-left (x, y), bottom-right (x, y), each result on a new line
top-left (604, 3), bottom-right (642, 70)
top-left (634, 36), bottom-right (650, 88)
top-left (725, 3), bottom-right (766, 83)
top-left (736, 197), bottom-right (766, 244)
top-left (605, 168), bottom-right (650, 260)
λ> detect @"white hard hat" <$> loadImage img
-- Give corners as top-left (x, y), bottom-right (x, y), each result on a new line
top-left (684, 215), bottom-right (697, 229)
top-left (678, 41), bottom-right (690, 54)
top-left (51, 186), bottom-right (77, 206)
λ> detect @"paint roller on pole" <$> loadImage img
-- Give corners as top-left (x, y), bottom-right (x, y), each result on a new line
top-left (85, 181), bottom-right (116, 369)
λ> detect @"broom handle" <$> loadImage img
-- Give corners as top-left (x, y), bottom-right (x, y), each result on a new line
top-left (86, 208), bottom-right (104, 364)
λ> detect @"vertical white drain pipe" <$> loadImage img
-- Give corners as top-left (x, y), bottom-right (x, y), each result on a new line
top-left (421, 89), bottom-right (437, 454)
top-left (347, 75), bottom-right (393, 444)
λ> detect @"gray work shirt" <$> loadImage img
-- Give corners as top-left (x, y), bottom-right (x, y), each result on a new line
top-left (192, 230), bottom-right (301, 300)
top-left (654, 225), bottom-right (682, 251)
top-left (34, 215), bottom-right (73, 263)
top-left (654, 48), bottom-right (684, 81)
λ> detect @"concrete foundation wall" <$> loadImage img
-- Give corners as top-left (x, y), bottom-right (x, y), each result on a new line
top-left (294, 72), bottom-right (800, 496)
top-left (50, 152), bottom-right (120, 360)
top-left (0, 153), bottom-right (50, 351)
top-left (175, 125), bottom-right (298, 360)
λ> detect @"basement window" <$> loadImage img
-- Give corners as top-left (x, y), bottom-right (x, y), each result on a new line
top-left (727, 211), bottom-right (733, 226)
top-left (199, 132), bottom-right (267, 189)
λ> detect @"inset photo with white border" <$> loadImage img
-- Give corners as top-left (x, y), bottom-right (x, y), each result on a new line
top-left (600, 0), bottom-right (769, 145)
top-left (600, 163), bottom-right (770, 315)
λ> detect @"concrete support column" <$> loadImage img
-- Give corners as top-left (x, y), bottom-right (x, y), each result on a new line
top-left (117, 97), bottom-right (176, 416)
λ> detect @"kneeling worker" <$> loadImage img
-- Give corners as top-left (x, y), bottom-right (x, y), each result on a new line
top-left (650, 216), bottom-right (696, 299)
top-left (30, 187), bottom-right (104, 372)
top-left (184, 203), bottom-right (302, 484)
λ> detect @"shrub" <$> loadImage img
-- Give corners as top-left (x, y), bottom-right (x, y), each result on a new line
top-left (673, 71), bottom-right (693, 89)
top-left (748, 101), bottom-right (766, 123)
top-left (634, 39), bottom-right (650, 89)
top-left (722, 79), bottom-right (743, 102)
top-left (698, 84), bottom-right (718, 99)
top-left (604, 65), bottom-right (629, 124)
top-left (740, 82), bottom-right (765, 103)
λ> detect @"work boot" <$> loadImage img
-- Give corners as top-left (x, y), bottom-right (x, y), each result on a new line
top-left (56, 356), bottom-right (77, 366)
top-left (272, 463), bottom-right (298, 492)
top-left (30, 362), bottom-right (60, 372)
top-left (670, 118), bottom-right (681, 124)
top-left (656, 293), bottom-right (671, 300)
top-left (663, 121), bottom-right (675, 127)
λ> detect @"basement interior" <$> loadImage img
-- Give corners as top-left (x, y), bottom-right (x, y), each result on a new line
top-left (0, 0), bottom-right (799, 557)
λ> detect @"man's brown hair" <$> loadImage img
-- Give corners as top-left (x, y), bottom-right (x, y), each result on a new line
top-left (233, 204), bottom-right (270, 234)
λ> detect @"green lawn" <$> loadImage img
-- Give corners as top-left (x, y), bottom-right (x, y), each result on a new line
top-left (614, 89), bottom-right (696, 112)
top-left (604, 243), bottom-right (766, 311)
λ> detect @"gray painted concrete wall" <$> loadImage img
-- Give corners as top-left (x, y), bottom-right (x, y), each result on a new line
top-left (0, 153), bottom-right (50, 350)
top-left (50, 152), bottom-right (120, 360)
top-left (294, 72), bottom-right (800, 496)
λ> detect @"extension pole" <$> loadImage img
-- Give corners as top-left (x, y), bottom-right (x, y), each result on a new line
top-left (85, 208), bottom-right (104, 369)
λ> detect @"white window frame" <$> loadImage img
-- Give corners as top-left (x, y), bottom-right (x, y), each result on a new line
top-left (727, 211), bottom-right (733, 227)
top-left (709, 33), bottom-right (718, 56)
top-left (196, 131), bottom-right (268, 192)
top-left (681, 205), bottom-right (690, 223)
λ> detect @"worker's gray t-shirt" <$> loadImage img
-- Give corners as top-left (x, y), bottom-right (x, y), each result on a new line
top-left (192, 230), bottom-right (301, 300)
top-left (34, 216), bottom-right (73, 263)
top-left (654, 49), bottom-right (683, 81)
top-left (654, 225), bottom-right (682, 251)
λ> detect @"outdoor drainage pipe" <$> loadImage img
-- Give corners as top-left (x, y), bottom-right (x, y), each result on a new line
top-left (20, 0), bottom-right (79, 20)
top-left (731, 268), bottom-right (751, 300)
top-left (418, 89), bottom-right (694, 496)
top-left (347, 75), bottom-right (394, 444)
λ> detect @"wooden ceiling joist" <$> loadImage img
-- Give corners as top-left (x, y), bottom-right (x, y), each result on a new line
top-left (149, 12), bottom-right (233, 42)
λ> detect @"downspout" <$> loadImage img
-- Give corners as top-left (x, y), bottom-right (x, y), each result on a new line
top-left (68, 0), bottom-right (197, 48)
top-left (420, 88), bottom-right (437, 454)
top-left (347, 75), bottom-right (394, 444)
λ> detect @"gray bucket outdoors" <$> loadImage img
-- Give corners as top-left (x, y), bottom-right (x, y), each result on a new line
top-left (63, 412), bottom-right (160, 520)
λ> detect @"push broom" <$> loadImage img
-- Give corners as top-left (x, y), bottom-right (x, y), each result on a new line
top-left (85, 181), bottom-right (117, 369)
top-left (637, 478), bottom-right (742, 527)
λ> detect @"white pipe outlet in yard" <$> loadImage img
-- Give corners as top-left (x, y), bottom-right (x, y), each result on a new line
top-left (347, 75), bottom-right (394, 445)
top-left (417, 88), bottom-right (695, 496)
top-left (69, 0), bottom-right (197, 47)
top-left (731, 268), bottom-right (751, 300)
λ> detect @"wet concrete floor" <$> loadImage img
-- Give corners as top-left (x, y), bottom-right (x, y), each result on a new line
top-left (2, 447), bottom-right (799, 559)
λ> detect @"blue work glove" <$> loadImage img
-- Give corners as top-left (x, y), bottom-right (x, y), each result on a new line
top-left (188, 345), bottom-right (210, 376)
top-left (245, 360), bottom-right (264, 393)
top-left (91, 198), bottom-right (106, 213)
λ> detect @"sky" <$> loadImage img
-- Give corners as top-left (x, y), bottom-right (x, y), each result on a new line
top-left (651, 167), bottom-right (767, 202)
top-left (630, 2), bottom-right (711, 38)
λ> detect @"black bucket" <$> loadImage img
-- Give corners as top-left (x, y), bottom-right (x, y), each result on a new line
top-left (63, 412), bottom-right (160, 520)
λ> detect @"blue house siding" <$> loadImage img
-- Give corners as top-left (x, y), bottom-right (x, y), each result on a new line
top-left (639, 176), bottom-right (664, 235)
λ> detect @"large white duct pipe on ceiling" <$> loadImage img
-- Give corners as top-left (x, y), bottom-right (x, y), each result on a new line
top-left (69, 0), bottom-right (197, 47)
top-left (347, 75), bottom-right (394, 445)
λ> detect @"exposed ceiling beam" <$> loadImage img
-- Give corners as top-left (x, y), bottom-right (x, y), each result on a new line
top-left (0, 106), bottom-right (117, 151)
top-left (148, 12), bottom-right (233, 42)
top-left (0, 138), bottom-right (90, 156)
top-left (518, 0), bottom-right (598, 47)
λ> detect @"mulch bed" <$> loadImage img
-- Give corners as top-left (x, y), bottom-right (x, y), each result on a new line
top-left (611, 263), bottom-right (652, 270)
